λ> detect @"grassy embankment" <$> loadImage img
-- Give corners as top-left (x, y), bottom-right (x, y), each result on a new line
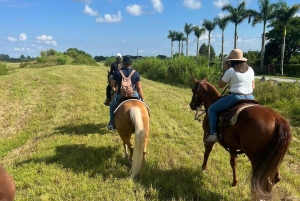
top-left (0, 62), bottom-right (299, 201)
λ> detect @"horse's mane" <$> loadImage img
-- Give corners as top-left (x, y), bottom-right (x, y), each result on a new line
top-left (199, 81), bottom-right (221, 102)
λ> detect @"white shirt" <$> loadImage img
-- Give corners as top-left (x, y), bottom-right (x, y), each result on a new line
top-left (222, 67), bottom-right (254, 94)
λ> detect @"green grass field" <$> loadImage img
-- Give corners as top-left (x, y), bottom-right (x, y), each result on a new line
top-left (1, 63), bottom-right (299, 201)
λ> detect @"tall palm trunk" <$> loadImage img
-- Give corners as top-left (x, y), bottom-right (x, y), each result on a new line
top-left (234, 24), bottom-right (238, 49)
top-left (178, 41), bottom-right (181, 57)
top-left (196, 39), bottom-right (199, 57)
top-left (171, 41), bottom-right (173, 58)
top-left (221, 30), bottom-right (224, 66)
top-left (281, 26), bottom-right (286, 75)
top-left (186, 38), bottom-right (189, 56)
top-left (208, 32), bottom-right (211, 67)
top-left (260, 22), bottom-right (267, 72)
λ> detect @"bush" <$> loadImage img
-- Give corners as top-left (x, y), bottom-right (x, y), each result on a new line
top-left (133, 56), bottom-right (221, 87)
top-left (36, 56), bottom-right (46, 63)
top-left (57, 56), bottom-right (68, 65)
top-left (19, 62), bottom-right (30, 68)
top-left (0, 63), bottom-right (9, 75)
top-left (72, 54), bottom-right (98, 66)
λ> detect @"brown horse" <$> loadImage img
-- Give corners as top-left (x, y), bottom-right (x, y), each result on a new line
top-left (114, 99), bottom-right (150, 179)
top-left (189, 77), bottom-right (292, 200)
top-left (0, 165), bottom-right (16, 201)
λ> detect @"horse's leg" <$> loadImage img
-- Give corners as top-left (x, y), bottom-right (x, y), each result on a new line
top-left (230, 153), bottom-right (238, 187)
top-left (273, 171), bottom-right (281, 184)
top-left (123, 142), bottom-right (129, 159)
top-left (202, 143), bottom-right (213, 171)
top-left (119, 135), bottom-right (134, 165)
top-left (142, 132), bottom-right (149, 166)
top-left (269, 170), bottom-right (281, 186)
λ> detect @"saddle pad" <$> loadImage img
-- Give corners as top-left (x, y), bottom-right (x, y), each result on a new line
top-left (227, 104), bottom-right (257, 126)
top-left (114, 99), bottom-right (150, 115)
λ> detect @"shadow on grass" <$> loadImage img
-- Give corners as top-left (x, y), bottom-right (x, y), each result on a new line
top-left (136, 163), bottom-right (226, 201)
top-left (16, 144), bottom-right (130, 179)
top-left (54, 122), bottom-right (111, 135)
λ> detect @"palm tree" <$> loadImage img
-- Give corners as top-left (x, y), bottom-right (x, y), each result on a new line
top-left (175, 32), bottom-right (185, 57)
top-left (214, 16), bottom-right (230, 63)
top-left (222, 1), bottom-right (250, 49)
top-left (167, 30), bottom-right (177, 57)
top-left (202, 19), bottom-right (216, 66)
top-left (193, 26), bottom-right (206, 57)
top-left (248, 0), bottom-right (278, 73)
top-left (274, 0), bottom-right (300, 75)
top-left (184, 23), bottom-right (195, 57)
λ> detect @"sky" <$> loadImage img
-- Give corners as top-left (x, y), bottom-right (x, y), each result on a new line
top-left (1, 0), bottom-right (300, 58)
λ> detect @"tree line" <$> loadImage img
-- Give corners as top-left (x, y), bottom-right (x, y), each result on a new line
top-left (167, 0), bottom-right (300, 74)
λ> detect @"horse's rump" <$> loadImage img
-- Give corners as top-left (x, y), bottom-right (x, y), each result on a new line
top-left (222, 105), bottom-right (288, 157)
top-left (114, 100), bottom-right (150, 179)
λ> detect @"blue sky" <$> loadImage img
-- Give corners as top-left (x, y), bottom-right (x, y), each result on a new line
top-left (1, 0), bottom-right (299, 58)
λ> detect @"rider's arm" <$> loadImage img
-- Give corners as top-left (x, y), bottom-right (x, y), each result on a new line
top-left (218, 61), bottom-right (230, 88)
top-left (136, 81), bottom-right (144, 101)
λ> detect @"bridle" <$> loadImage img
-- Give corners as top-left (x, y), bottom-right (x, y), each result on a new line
top-left (193, 81), bottom-right (206, 120)
top-left (192, 81), bottom-right (229, 121)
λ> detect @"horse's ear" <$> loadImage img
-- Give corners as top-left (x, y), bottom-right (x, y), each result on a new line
top-left (194, 77), bottom-right (197, 82)
top-left (203, 77), bottom-right (207, 81)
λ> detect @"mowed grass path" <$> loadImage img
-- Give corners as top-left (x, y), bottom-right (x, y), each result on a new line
top-left (1, 63), bottom-right (299, 201)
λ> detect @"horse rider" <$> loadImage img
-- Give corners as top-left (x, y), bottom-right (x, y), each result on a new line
top-left (206, 49), bottom-right (255, 142)
top-left (107, 56), bottom-right (144, 131)
top-left (104, 53), bottom-right (123, 106)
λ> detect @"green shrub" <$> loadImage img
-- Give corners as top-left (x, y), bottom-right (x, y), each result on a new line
top-left (104, 58), bottom-right (115, 67)
top-left (36, 56), bottom-right (46, 63)
top-left (57, 56), bottom-right (67, 65)
top-left (133, 56), bottom-right (221, 87)
top-left (0, 63), bottom-right (9, 75)
top-left (19, 62), bottom-right (30, 68)
top-left (72, 54), bottom-right (98, 66)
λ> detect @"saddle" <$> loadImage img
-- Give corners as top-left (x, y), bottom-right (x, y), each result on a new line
top-left (216, 99), bottom-right (258, 155)
top-left (113, 98), bottom-right (151, 116)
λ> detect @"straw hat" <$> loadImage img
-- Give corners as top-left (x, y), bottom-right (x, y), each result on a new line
top-left (224, 49), bottom-right (247, 61)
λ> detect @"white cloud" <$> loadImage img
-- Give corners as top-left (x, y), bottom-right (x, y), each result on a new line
top-left (13, 47), bottom-right (32, 52)
top-left (295, 12), bottom-right (300, 17)
top-left (218, 12), bottom-right (229, 18)
top-left (213, 0), bottom-right (229, 8)
top-left (150, 0), bottom-right (164, 13)
top-left (183, 0), bottom-right (201, 9)
top-left (35, 35), bottom-right (57, 46)
top-left (96, 11), bottom-right (122, 23)
top-left (126, 4), bottom-right (143, 16)
top-left (8, 36), bottom-right (17, 42)
top-left (36, 35), bottom-right (53, 41)
top-left (84, 4), bottom-right (98, 16)
top-left (19, 33), bottom-right (27, 41)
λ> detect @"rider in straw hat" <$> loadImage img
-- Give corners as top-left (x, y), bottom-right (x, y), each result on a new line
top-left (206, 49), bottom-right (256, 143)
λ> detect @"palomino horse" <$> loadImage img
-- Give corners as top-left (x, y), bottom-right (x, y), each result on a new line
top-left (190, 78), bottom-right (291, 200)
top-left (114, 99), bottom-right (150, 179)
top-left (0, 165), bottom-right (16, 201)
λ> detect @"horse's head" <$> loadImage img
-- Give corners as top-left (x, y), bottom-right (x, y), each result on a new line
top-left (190, 77), bottom-right (206, 110)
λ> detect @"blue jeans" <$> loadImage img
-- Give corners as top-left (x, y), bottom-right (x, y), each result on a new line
top-left (208, 93), bottom-right (254, 134)
top-left (109, 92), bottom-right (140, 126)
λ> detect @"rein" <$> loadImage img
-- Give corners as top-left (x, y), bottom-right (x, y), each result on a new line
top-left (193, 82), bottom-right (229, 121)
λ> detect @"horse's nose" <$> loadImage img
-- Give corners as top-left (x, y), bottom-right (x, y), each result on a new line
top-left (190, 102), bottom-right (196, 110)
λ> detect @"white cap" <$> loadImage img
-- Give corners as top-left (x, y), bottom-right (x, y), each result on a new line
top-left (116, 53), bottom-right (122, 58)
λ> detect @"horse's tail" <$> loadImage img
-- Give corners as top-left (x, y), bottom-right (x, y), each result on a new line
top-left (129, 106), bottom-right (146, 179)
top-left (251, 117), bottom-right (292, 200)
